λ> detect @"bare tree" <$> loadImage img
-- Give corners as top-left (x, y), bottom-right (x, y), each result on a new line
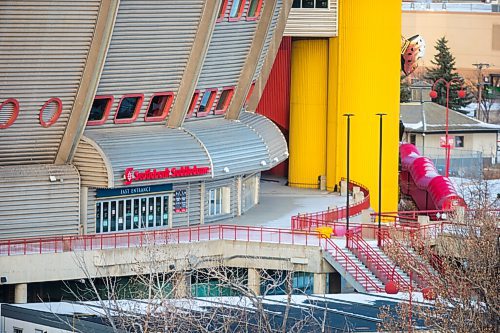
top-left (59, 242), bottom-right (329, 333)
top-left (378, 204), bottom-right (499, 332)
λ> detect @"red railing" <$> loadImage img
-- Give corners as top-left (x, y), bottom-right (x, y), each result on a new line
top-left (291, 179), bottom-right (371, 231)
top-left (378, 227), bottom-right (439, 288)
top-left (0, 225), bottom-right (323, 257)
top-left (346, 227), bottom-right (411, 291)
top-left (321, 237), bottom-right (383, 293)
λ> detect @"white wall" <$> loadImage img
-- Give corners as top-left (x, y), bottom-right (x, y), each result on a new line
top-left (3, 317), bottom-right (71, 333)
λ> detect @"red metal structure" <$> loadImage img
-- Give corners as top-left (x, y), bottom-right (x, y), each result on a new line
top-left (399, 143), bottom-right (466, 212)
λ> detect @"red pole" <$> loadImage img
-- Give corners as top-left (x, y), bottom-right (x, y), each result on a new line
top-left (445, 82), bottom-right (450, 178)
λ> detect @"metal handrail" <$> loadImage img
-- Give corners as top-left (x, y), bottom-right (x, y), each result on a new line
top-left (347, 228), bottom-right (411, 290)
top-left (321, 237), bottom-right (383, 293)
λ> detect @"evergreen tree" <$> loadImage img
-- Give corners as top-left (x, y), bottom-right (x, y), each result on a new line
top-left (425, 37), bottom-right (472, 112)
top-left (400, 76), bottom-right (411, 103)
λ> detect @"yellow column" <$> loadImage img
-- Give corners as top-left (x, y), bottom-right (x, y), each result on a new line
top-left (289, 39), bottom-right (328, 189)
top-left (327, 1), bottom-right (401, 212)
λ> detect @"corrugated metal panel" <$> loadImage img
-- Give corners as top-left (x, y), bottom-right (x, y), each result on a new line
top-left (256, 36), bottom-right (291, 130)
top-left (253, 0), bottom-right (282, 82)
top-left (239, 112), bottom-right (289, 168)
top-left (195, 0), bottom-right (258, 90)
top-left (84, 126), bottom-right (213, 187)
top-left (0, 1), bottom-right (100, 165)
top-left (172, 182), bottom-right (202, 228)
top-left (73, 137), bottom-right (111, 188)
top-left (184, 118), bottom-right (269, 178)
top-left (95, 0), bottom-right (204, 128)
top-left (0, 164), bottom-right (80, 239)
top-left (284, 0), bottom-right (338, 37)
top-left (204, 177), bottom-right (237, 223)
top-left (289, 39), bottom-right (328, 188)
top-left (87, 188), bottom-right (97, 234)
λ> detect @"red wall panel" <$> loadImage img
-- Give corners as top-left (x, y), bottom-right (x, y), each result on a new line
top-left (256, 36), bottom-right (291, 131)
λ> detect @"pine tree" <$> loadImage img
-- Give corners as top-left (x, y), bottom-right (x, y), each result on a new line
top-left (425, 37), bottom-right (472, 112)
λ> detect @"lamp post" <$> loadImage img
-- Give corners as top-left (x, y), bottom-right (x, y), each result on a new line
top-left (343, 113), bottom-right (354, 234)
top-left (429, 79), bottom-right (466, 177)
top-left (376, 113), bottom-right (386, 246)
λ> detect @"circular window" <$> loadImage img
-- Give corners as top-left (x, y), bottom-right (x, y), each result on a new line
top-left (0, 98), bottom-right (20, 129)
top-left (39, 98), bottom-right (63, 127)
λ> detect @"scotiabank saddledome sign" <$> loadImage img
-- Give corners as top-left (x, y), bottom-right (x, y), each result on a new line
top-left (123, 165), bottom-right (210, 185)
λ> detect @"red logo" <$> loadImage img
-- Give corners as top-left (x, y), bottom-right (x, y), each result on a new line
top-left (123, 165), bottom-right (210, 185)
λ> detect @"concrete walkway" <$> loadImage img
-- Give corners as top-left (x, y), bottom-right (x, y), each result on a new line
top-left (221, 176), bottom-right (369, 229)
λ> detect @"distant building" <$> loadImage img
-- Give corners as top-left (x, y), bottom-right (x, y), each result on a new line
top-left (400, 102), bottom-right (500, 174)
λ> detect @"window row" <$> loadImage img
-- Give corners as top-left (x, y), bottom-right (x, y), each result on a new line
top-left (0, 84), bottom-right (246, 129)
top-left (0, 97), bottom-right (63, 129)
top-left (87, 87), bottom-right (235, 126)
top-left (292, 0), bottom-right (328, 9)
top-left (217, 0), bottom-right (263, 22)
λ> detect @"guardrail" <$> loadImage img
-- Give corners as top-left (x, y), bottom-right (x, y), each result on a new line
top-left (0, 225), bottom-right (323, 257)
top-left (321, 237), bottom-right (383, 293)
top-left (291, 179), bottom-right (370, 231)
top-left (347, 227), bottom-right (411, 291)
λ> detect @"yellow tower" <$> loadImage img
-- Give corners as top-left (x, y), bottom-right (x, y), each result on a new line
top-left (327, 1), bottom-right (401, 212)
top-left (288, 39), bottom-right (328, 188)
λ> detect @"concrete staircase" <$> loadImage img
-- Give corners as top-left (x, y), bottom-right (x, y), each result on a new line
top-left (321, 238), bottom-right (385, 293)
top-left (364, 240), bottom-right (412, 286)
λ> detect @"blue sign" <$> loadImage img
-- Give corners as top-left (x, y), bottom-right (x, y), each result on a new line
top-left (96, 184), bottom-right (173, 198)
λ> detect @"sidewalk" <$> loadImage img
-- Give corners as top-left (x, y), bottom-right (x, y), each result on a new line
top-left (222, 176), bottom-right (369, 229)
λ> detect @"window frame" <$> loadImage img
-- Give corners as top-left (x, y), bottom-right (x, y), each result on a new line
top-left (114, 94), bottom-right (144, 124)
top-left (228, 0), bottom-right (246, 22)
top-left (217, 0), bottom-right (229, 22)
top-left (292, 0), bottom-right (329, 9)
top-left (0, 98), bottom-right (19, 129)
top-left (455, 135), bottom-right (464, 148)
top-left (196, 89), bottom-right (218, 118)
top-left (185, 90), bottom-right (201, 119)
top-left (246, 0), bottom-right (263, 20)
top-left (144, 92), bottom-right (174, 122)
top-left (208, 187), bottom-right (230, 216)
top-left (215, 87), bottom-right (235, 115)
top-left (39, 97), bottom-right (63, 128)
top-left (87, 95), bottom-right (114, 126)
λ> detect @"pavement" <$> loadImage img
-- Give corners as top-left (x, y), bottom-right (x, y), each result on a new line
top-left (221, 176), bottom-right (368, 229)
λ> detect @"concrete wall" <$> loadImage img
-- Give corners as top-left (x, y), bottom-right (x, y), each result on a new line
top-left (402, 11), bottom-right (500, 76)
top-left (0, 241), bottom-right (332, 285)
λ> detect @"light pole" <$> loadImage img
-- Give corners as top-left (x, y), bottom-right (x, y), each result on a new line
top-left (376, 113), bottom-right (386, 246)
top-left (343, 113), bottom-right (354, 234)
top-left (429, 79), bottom-right (466, 177)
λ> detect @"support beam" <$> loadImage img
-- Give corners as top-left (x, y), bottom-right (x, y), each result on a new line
top-left (313, 273), bottom-right (327, 294)
top-left (55, 0), bottom-right (120, 164)
top-left (225, 0), bottom-right (278, 120)
top-left (173, 272), bottom-right (190, 298)
top-left (246, 0), bottom-right (292, 112)
top-left (14, 283), bottom-right (27, 304)
top-left (247, 268), bottom-right (261, 296)
top-left (167, 0), bottom-right (221, 128)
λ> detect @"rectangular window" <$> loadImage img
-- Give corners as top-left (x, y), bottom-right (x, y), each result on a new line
top-left (145, 93), bottom-right (173, 122)
top-left (247, 0), bottom-right (263, 20)
top-left (410, 134), bottom-right (416, 145)
top-left (196, 89), bottom-right (217, 117)
top-left (13, 328), bottom-right (23, 333)
top-left (114, 94), bottom-right (144, 124)
top-left (229, 0), bottom-right (245, 21)
top-left (87, 96), bottom-right (113, 126)
top-left (185, 91), bottom-right (200, 119)
top-left (217, 0), bottom-right (228, 22)
top-left (293, 0), bottom-right (328, 8)
top-left (455, 136), bottom-right (464, 148)
top-left (208, 187), bottom-right (230, 216)
top-left (215, 87), bottom-right (234, 115)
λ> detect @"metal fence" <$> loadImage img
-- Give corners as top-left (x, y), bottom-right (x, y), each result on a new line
top-left (417, 147), bottom-right (483, 177)
top-left (402, 2), bottom-right (497, 13)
